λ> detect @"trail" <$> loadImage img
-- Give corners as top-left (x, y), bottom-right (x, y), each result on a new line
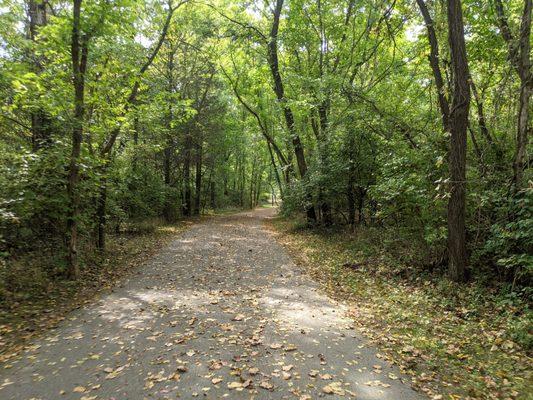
top-left (0, 208), bottom-right (425, 399)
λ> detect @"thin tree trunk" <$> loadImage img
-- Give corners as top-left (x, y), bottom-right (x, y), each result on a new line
top-left (249, 161), bottom-right (256, 208)
top-left (27, 0), bottom-right (52, 150)
top-left (347, 182), bottom-right (355, 227)
top-left (447, 0), bottom-right (471, 282)
top-left (240, 160), bottom-right (245, 207)
top-left (97, 173), bottom-right (107, 251)
top-left (255, 174), bottom-right (262, 206)
top-left (267, 141), bottom-right (283, 197)
top-left (194, 136), bottom-right (202, 215)
top-left (66, 0), bottom-right (87, 279)
top-left (208, 168), bottom-right (216, 209)
top-left (469, 80), bottom-right (495, 148)
top-left (515, 79), bottom-right (531, 186)
top-left (416, 0), bottom-right (450, 131)
top-left (347, 144), bottom-right (356, 227)
top-left (163, 144), bottom-right (173, 221)
top-left (494, 0), bottom-right (532, 189)
top-left (183, 132), bottom-right (192, 216)
top-left (163, 49), bottom-right (175, 222)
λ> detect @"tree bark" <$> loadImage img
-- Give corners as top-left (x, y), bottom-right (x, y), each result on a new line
top-left (163, 144), bottom-right (173, 221)
top-left (66, 0), bottom-right (88, 279)
top-left (469, 79), bottom-right (496, 149)
top-left (194, 135), bottom-right (202, 215)
top-left (96, 173), bottom-right (107, 251)
top-left (163, 48), bottom-right (175, 223)
top-left (183, 132), bottom-right (192, 216)
top-left (267, 141), bottom-right (283, 197)
top-left (210, 175), bottom-right (216, 209)
top-left (27, 0), bottom-right (52, 150)
top-left (447, 0), bottom-right (471, 282)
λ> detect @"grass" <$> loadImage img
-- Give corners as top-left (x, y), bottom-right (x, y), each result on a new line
top-left (267, 215), bottom-right (532, 400)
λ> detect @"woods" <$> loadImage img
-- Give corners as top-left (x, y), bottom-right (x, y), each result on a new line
top-left (0, 0), bottom-right (532, 398)
top-left (0, 0), bottom-right (531, 302)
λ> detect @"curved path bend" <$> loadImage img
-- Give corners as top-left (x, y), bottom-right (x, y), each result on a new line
top-left (0, 208), bottom-right (425, 399)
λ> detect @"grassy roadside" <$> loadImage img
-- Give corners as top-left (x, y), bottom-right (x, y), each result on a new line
top-left (0, 218), bottom-right (195, 362)
top-left (266, 216), bottom-right (532, 400)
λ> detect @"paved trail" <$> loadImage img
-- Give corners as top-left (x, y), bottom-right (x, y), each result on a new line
top-left (0, 208), bottom-right (425, 399)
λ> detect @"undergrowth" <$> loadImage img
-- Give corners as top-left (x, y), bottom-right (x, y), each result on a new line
top-left (268, 216), bottom-right (532, 400)
top-left (0, 219), bottom-right (190, 360)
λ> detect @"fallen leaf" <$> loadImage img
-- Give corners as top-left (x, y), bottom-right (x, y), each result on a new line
top-left (322, 382), bottom-right (345, 395)
top-left (227, 381), bottom-right (243, 389)
top-left (259, 380), bottom-right (274, 390)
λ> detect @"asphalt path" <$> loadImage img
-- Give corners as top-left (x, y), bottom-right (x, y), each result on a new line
top-left (0, 208), bottom-right (425, 400)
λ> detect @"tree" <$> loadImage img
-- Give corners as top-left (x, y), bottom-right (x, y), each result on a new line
top-left (267, 0), bottom-right (316, 222)
top-left (494, 0), bottom-right (532, 189)
top-left (447, 0), bottom-right (471, 281)
top-left (66, 0), bottom-right (89, 278)
top-left (27, 0), bottom-right (52, 150)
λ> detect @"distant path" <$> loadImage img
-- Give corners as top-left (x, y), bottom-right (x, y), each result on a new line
top-left (0, 208), bottom-right (425, 399)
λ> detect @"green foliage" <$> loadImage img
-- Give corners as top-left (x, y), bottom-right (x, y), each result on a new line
top-left (481, 188), bottom-right (533, 283)
top-left (0, 142), bottom-right (69, 252)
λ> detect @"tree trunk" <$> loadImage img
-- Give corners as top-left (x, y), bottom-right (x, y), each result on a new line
top-left (183, 133), bottom-right (192, 216)
top-left (240, 160), bottom-right (245, 207)
top-left (514, 79), bottom-right (531, 187)
top-left (67, 0), bottom-right (87, 279)
top-left (255, 174), bottom-right (262, 206)
top-left (210, 179), bottom-right (216, 209)
top-left (447, 0), bottom-right (471, 282)
top-left (345, 134), bottom-right (357, 227)
top-left (97, 173), bottom-right (107, 251)
top-left (347, 182), bottom-right (355, 227)
top-left (494, 0), bottom-right (532, 189)
top-left (27, 0), bottom-right (52, 150)
top-left (194, 136), bottom-right (202, 215)
top-left (416, 0), bottom-right (450, 132)
top-left (249, 161), bottom-right (256, 208)
top-left (163, 50), bottom-right (175, 222)
top-left (90, 1), bottom-right (179, 251)
top-left (356, 186), bottom-right (366, 224)
top-left (316, 121), bottom-right (332, 226)
top-left (163, 144), bottom-right (173, 222)
top-left (267, 141), bottom-right (283, 198)
top-left (515, 6), bottom-right (532, 187)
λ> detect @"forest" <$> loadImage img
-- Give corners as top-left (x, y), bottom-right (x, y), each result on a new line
top-left (0, 0), bottom-right (531, 399)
